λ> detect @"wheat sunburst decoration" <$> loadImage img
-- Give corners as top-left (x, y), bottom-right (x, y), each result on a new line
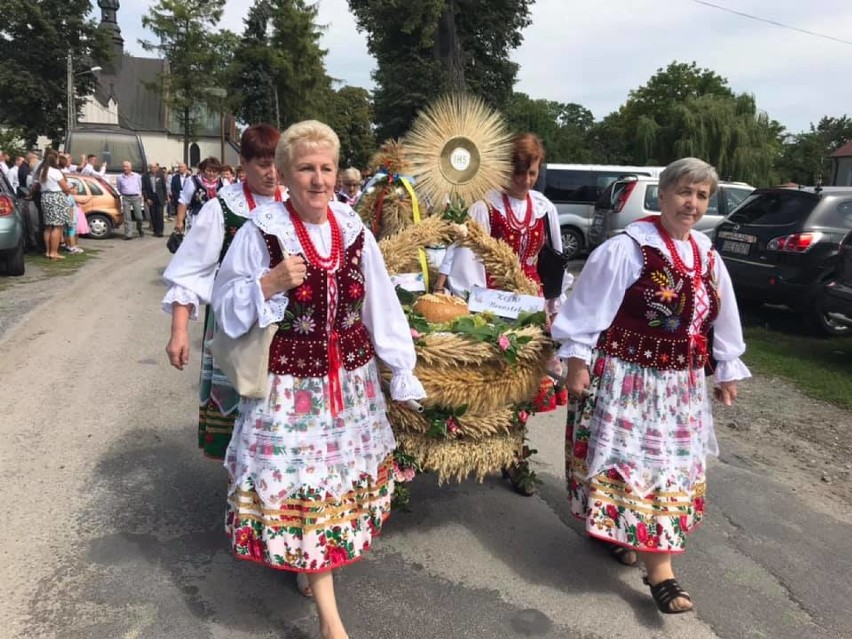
top-left (405, 93), bottom-right (513, 210)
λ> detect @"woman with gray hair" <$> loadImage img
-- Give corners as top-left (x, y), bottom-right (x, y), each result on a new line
top-left (336, 167), bottom-right (362, 206)
top-left (212, 120), bottom-right (425, 639)
top-left (551, 157), bottom-right (750, 614)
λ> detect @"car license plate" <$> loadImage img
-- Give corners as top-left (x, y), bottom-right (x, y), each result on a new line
top-left (722, 240), bottom-right (751, 256)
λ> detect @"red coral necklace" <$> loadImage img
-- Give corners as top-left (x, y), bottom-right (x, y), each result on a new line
top-left (243, 181), bottom-right (282, 210)
top-left (502, 193), bottom-right (533, 232)
top-left (287, 201), bottom-right (344, 272)
top-left (654, 219), bottom-right (702, 285)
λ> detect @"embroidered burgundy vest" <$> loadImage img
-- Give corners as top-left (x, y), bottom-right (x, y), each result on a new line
top-left (596, 243), bottom-right (720, 370)
top-left (262, 229), bottom-right (375, 377)
top-left (486, 204), bottom-right (545, 292)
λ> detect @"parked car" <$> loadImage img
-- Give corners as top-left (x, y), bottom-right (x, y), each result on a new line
top-left (64, 173), bottom-right (123, 239)
top-left (822, 230), bottom-right (852, 328)
top-left (588, 176), bottom-right (754, 250)
top-left (714, 186), bottom-right (852, 336)
top-left (0, 171), bottom-right (26, 276)
top-left (535, 163), bottom-right (665, 259)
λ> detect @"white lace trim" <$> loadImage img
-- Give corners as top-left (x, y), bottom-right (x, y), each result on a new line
top-left (624, 220), bottom-right (714, 272)
top-left (216, 183), bottom-right (253, 218)
top-left (252, 200), bottom-right (364, 256)
top-left (253, 267), bottom-right (290, 327)
top-left (161, 285), bottom-right (201, 319)
top-left (389, 371), bottom-right (427, 401)
top-left (714, 358), bottom-right (752, 383)
top-left (558, 341), bottom-right (593, 364)
top-left (485, 189), bottom-right (551, 220)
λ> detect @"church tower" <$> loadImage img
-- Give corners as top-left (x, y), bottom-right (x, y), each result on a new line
top-left (97, 0), bottom-right (125, 73)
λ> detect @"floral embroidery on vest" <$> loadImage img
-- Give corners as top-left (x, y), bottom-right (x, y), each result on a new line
top-left (597, 244), bottom-right (720, 370)
top-left (262, 229), bottom-right (375, 377)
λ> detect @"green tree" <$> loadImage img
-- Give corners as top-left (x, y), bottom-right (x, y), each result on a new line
top-left (227, 0), bottom-right (331, 129)
top-left (140, 0), bottom-right (224, 163)
top-left (776, 116), bottom-right (852, 185)
top-left (504, 94), bottom-right (594, 162)
top-left (348, 0), bottom-right (533, 139)
top-left (326, 86), bottom-right (376, 169)
top-left (0, 0), bottom-right (109, 146)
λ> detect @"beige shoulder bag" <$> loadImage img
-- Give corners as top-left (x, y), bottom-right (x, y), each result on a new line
top-left (208, 236), bottom-right (286, 398)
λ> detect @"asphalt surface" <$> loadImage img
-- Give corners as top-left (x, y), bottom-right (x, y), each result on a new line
top-left (0, 238), bottom-right (850, 639)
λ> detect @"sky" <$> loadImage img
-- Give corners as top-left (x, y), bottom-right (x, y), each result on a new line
top-left (106, 0), bottom-right (852, 135)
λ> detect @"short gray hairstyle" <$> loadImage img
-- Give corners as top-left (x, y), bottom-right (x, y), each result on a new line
top-left (340, 167), bottom-right (361, 185)
top-left (276, 120), bottom-right (340, 174)
top-left (659, 157), bottom-right (719, 195)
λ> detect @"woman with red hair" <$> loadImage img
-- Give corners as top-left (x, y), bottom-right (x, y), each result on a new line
top-left (162, 123), bottom-right (287, 461)
top-left (435, 133), bottom-right (567, 495)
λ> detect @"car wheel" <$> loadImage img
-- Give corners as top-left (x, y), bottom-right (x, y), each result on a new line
top-left (87, 213), bottom-right (114, 239)
top-left (3, 235), bottom-right (26, 276)
top-left (807, 296), bottom-right (851, 337)
top-left (560, 227), bottom-right (583, 260)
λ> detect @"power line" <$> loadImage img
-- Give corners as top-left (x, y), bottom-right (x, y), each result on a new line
top-left (690, 0), bottom-right (852, 46)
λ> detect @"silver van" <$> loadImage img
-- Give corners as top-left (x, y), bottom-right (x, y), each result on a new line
top-left (536, 164), bottom-right (665, 258)
top-left (587, 176), bottom-right (754, 250)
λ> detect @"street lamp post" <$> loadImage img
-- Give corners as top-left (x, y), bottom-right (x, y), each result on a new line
top-left (66, 54), bottom-right (102, 134)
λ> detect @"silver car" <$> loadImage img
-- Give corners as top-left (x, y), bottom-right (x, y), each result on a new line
top-left (0, 172), bottom-right (25, 276)
top-left (587, 176), bottom-right (754, 250)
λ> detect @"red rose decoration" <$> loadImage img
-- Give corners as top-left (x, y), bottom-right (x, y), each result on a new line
top-left (572, 440), bottom-right (588, 459)
top-left (694, 497), bottom-right (705, 513)
top-left (249, 538), bottom-right (264, 560)
top-left (679, 514), bottom-right (689, 532)
top-left (593, 357), bottom-right (605, 377)
top-left (606, 468), bottom-right (621, 481)
top-left (605, 504), bottom-right (619, 521)
top-left (636, 521), bottom-right (649, 544)
top-left (294, 390), bottom-right (312, 414)
top-left (326, 544), bottom-right (349, 566)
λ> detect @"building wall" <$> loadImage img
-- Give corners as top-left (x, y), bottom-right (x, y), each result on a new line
top-left (79, 97), bottom-right (119, 126)
top-left (834, 157), bottom-right (852, 186)
top-left (138, 133), bottom-right (239, 170)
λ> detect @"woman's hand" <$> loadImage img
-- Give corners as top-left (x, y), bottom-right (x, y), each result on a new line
top-left (166, 329), bottom-right (191, 370)
top-left (564, 357), bottom-right (591, 400)
top-left (714, 381), bottom-right (738, 405)
top-left (261, 255), bottom-right (308, 298)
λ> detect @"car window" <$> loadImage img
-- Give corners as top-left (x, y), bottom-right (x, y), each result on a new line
top-left (66, 176), bottom-right (85, 194)
top-left (812, 199), bottom-right (852, 229)
top-left (724, 187), bottom-right (751, 212)
top-left (542, 169), bottom-right (594, 203)
top-left (728, 191), bottom-right (820, 225)
top-left (643, 184), bottom-right (718, 214)
top-left (86, 180), bottom-right (103, 196)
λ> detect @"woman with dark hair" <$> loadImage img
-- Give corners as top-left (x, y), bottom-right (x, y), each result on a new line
top-left (163, 124), bottom-right (286, 460)
top-left (175, 156), bottom-right (223, 233)
top-left (37, 149), bottom-right (73, 260)
top-left (434, 132), bottom-right (566, 495)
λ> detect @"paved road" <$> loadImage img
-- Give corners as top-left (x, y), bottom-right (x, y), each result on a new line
top-left (0, 238), bottom-right (849, 638)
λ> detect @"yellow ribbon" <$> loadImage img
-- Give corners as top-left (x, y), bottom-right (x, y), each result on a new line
top-left (399, 177), bottom-right (430, 291)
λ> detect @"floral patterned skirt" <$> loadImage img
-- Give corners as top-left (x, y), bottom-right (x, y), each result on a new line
top-left (197, 307), bottom-right (242, 459)
top-left (225, 359), bottom-right (397, 571)
top-left (565, 352), bottom-right (715, 553)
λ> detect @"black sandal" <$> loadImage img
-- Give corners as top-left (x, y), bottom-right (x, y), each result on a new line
top-left (643, 576), bottom-right (693, 614)
top-left (606, 544), bottom-right (639, 566)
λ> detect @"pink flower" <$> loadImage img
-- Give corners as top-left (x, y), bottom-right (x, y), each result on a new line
top-left (410, 328), bottom-right (421, 339)
top-left (636, 521), bottom-right (649, 544)
top-left (446, 416), bottom-right (460, 434)
top-left (517, 410), bottom-right (529, 424)
top-left (498, 334), bottom-right (511, 351)
top-left (403, 467), bottom-right (416, 482)
top-left (294, 390), bottom-right (312, 414)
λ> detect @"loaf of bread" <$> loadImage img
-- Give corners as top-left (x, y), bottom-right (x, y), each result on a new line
top-left (412, 293), bottom-right (470, 323)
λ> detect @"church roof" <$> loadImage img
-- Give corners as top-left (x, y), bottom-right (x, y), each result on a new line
top-left (831, 141), bottom-right (852, 158)
top-left (96, 55), bottom-right (168, 132)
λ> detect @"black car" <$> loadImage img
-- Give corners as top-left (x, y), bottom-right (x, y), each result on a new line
top-left (824, 231), bottom-right (852, 328)
top-left (714, 186), bottom-right (852, 335)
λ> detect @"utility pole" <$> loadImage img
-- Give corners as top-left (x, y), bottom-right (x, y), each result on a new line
top-left (66, 54), bottom-right (75, 135)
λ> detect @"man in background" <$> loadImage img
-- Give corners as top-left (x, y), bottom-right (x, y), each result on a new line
top-left (142, 162), bottom-right (168, 237)
top-left (80, 154), bottom-right (107, 177)
top-left (169, 162), bottom-right (190, 222)
top-left (116, 161), bottom-right (144, 240)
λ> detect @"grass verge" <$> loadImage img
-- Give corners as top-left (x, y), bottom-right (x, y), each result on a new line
top-left (743, 325), bottom-right (852, 411)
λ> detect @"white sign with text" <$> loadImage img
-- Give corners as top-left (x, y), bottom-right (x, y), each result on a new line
top-left (391, 272), bottom-right (426, 292)
top-left (467, 286), bottom-right (545, 319)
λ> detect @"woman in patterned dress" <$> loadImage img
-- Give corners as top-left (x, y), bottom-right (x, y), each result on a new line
top-left (551, 157), bottom-right (750, 614)
top-left (211, 120), bottom-right (425, 639)
top-left (163, 124), bottom-right (283, 458)
top-left (434, 133), bottom-right (567, 495)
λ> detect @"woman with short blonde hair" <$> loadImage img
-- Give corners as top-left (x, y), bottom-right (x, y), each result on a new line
top-left (214, 119), bottom-right (425, 639)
